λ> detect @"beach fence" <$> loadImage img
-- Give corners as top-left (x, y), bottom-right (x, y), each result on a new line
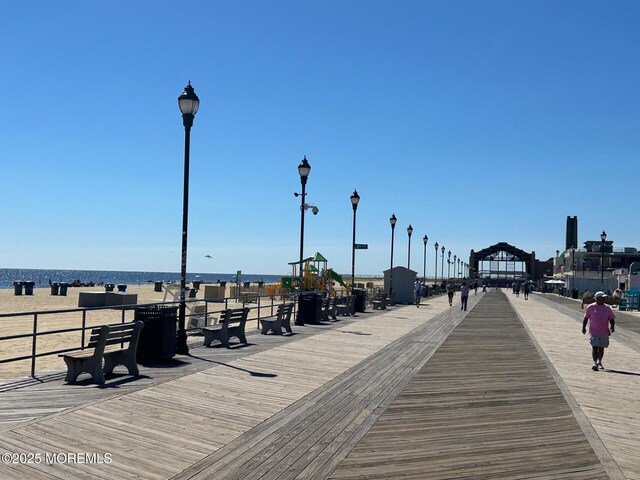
top-left (0, 293), bottom-right (299, 379)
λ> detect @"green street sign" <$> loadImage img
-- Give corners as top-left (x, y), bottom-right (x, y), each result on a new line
top-left (354, 244), bottom-right (368, 249)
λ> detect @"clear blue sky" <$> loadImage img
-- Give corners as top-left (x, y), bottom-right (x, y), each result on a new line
top-left (1, 1), bottom-right (638, 277)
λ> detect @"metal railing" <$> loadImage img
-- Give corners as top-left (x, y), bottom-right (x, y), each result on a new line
top-left (0, 293), bottom-right (298, 378)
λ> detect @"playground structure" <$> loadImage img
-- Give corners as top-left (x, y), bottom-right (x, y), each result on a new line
top-left (281, 252), bottom-right (346, 295)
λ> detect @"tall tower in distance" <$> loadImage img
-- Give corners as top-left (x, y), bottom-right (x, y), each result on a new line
top-left (566, 216), bottom-right (578, 250)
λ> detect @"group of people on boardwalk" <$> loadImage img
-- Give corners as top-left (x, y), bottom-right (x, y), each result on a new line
top-left (413, 280), bottom-right (471, 311)
top-left (511, 282), bottom-right (531, 300)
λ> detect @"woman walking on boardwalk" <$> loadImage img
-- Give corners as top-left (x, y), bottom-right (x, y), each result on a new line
top-left (415, 279), bottom-right (422, 308)
top-left (460, 282), bottom-right (469, 311)
top-left (446, 282), bottom-right (455, 306)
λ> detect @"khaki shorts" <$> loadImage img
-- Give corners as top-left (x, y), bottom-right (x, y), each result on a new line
top-left (590, 334), bottom-right (610, 348)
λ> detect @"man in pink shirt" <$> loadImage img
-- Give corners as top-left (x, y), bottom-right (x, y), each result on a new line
top-left (582, 291), bottom-right (615, 371)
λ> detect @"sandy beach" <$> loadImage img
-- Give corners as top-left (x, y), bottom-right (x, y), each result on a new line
top-left (0, 279), bottom-right (382, 379)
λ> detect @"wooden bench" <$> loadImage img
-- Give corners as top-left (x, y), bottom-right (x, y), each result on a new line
top-left (259, 303), bottom-right (294, 335)
top-left (202, 307), bottom-right (249, 347)
top-left (336, 295), bottom-right (355, 316)
top-left (239, 291), bottom-right (259, 303)
top-left (59, 321), bottom-right (144, 385)
top-left (372, 294), bottom-right (387, 310)
top-left (385, 291), bottom-right (396, 306)
top-left (321, 297), bottom-right (338, 321)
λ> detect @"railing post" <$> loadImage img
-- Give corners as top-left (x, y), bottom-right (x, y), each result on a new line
top-left (31, 314), bottom-right (38, 378)
top-left (256, 295), bottom-right (262, 329)
top-left (81, 310), bottom-right (87, 349)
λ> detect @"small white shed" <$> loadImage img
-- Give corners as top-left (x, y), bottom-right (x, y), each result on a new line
top-left (383, 266), bottom-right (418, 304)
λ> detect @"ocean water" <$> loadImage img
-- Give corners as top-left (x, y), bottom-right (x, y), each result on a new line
top-left (0, 268), bottom-right (284, 290)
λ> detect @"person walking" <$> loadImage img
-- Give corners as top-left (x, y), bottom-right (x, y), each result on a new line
top-left (415, 279), bottom-right (422, 308)
top-left (523, 282), bottom-right (530, 300)
top-left (446, 282), bottom-right (455, 306)
top-left (582, 291), bottom-right (615, 371)
top-left (460, 281), bottom-right (469, 311)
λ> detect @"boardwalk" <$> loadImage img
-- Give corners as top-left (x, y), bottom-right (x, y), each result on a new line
top-left (0, 291), bottom-right (638, 479)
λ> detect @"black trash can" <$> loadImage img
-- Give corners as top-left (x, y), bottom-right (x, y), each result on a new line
top-left (189, 288), bottom-right (197, 298)
top-left (219, 281), bottom-right (227, 287)
top-left (193, 280), bottom-right (202, 290)
top-left (296, 292), bottom-right (322, 325)
top-left (135, 306), bottom-right (178, 363)
top-left (117, 284), bottom-right (127, 292)
top-left (353, 288), bottom-right (366, 313)
top-left (23, 281), bottom-right (35, 295)
top-left (59, 283), bottom-right (69, 296)
top-left (154, 281), bottom-right (163, 292)
top-left (105, 283), bottom-right (115, 292)
top-left (50, 282), bottom-right (59, 295)
top-left (422, 285), bottom-right (429, 297)
top-left (572, 288), bottom-right (579, 299)
top-left (13, 281), bottom-right (23, 296)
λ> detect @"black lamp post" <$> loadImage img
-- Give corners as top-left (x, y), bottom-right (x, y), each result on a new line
top-left (350, 190), bottom-right (360, 285)
top-left (176, 81), bottom-right (200, 355)
top-left (423, 235), bottom-right (428, 282)
top-left (407, 224), bottom-right (413, 269)
top-left (453, 254), bottom-right (457, 279)
top-left (297, 156), bottom-right (311, 289)
top-left (389, 214), bottom-right (397, 299)
top-left (441, 246), bottom-right (445, 281)
top-left (447, 251), bottom-right (451, 279)
top-left (600, 230), bottom-right (607, 290)
top-left (434, 242), bottom-right (439, 283)
top-left (556, 249), bottom-right (560, 274)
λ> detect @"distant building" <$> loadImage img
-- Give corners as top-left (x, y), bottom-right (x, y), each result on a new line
top-left (565, 216), bottom-right (578, 251)
top-left (554, 238), bottom-right (640, 293)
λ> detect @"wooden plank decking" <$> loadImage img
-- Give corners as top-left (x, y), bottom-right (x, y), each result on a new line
top-left (509, 292), bottom-right (640, 480)
top-left (0, 291), bottom-right (638, 478)
top-left (331, 293), bottom-right (614, 479)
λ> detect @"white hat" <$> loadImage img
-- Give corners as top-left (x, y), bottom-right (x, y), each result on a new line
top-left (594, 291), bottom-right (606, 299)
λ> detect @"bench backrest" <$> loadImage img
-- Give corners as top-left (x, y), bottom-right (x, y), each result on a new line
top-left (219, 308), bottom-right (249, 329)
top-left (88, 321), bottom-right (144, 354)
top-left (277, 303), bottom-right (294, 321)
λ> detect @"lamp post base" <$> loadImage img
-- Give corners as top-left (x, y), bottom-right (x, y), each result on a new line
top-left (176, 329), bottom-right (189, 355)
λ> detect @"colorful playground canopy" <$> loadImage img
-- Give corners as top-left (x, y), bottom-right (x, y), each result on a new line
top-left (286, 252), bottom-right (344, 286)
